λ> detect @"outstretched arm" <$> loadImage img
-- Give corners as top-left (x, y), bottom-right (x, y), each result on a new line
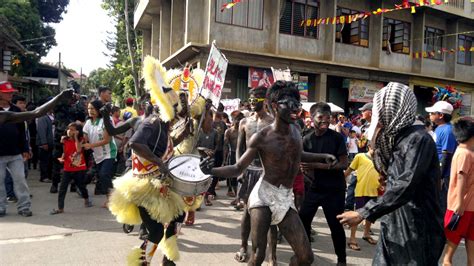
top-left (101, 105), bottom-right (139, 136)
top-left (1, 89), bottom-right (74, 125)
top-left (203, 133), bottom-right (259, 178)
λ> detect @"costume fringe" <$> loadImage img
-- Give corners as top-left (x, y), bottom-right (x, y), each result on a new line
top-left (109, 171), bottom-right (185, 224)
top-left (143, 56), bottom-right (175, 122)
top-left (159, 235), bottom-right (180, 262)
top-left (126, 247), bottom-right (144, 266)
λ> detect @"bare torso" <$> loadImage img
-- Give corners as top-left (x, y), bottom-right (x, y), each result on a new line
top-left (239, 113), bottom-right (273, 168)
top-left (255, 124), bottom-right (302, 189)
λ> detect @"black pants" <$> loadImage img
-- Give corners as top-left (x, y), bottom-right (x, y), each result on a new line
top-left (206, 150), bottom-right (224, 196)
top-left (299, 189), bottom-right (346, 263)
top-left (138, 207), bottom-right (185, 244)
top-left (58, 171), bottom-right (89, 209)
top-left (28, 138), bottom-right (38, 169)
top-left (38, 147), bottom-right (52, 181)
top-left (52, 143), bottom-right (63, 187)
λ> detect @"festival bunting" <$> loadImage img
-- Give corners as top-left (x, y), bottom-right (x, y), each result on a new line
top-left (220, 0), bottom-right (241, 12)
top-left (300, 0), bottom-right (444, 28)
top-left (412, 46), bottom-right (474, 59)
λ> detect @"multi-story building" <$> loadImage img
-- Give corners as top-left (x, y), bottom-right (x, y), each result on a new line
top-left (134, 0), bottom-right (474, 115)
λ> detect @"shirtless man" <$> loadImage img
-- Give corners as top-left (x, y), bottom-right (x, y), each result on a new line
top-left (201, 81), bottom-right (335, 266)
top-left (223, 111), bottom-right (245, 199)
top-left (0, 82), bottom-right (73, 125)
top-left (234, 86), bottom-right (275, 263)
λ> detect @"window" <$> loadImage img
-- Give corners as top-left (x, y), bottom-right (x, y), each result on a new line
top-left (383, 18), bottom-right (411, 54)
top-left (458, 35), bottom-right (473, 65)
top-left (279, 0), bottom-right (319, 38)
top-left (216, 0), bottom-right (263, 29)
top-left (424, 27), bottom-right (444, 60)
top-left (335, 7), bottom-right (369, 47)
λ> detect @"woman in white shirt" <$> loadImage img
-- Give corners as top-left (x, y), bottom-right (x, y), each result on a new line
top-left (83, 100), bottom-right (117, 207)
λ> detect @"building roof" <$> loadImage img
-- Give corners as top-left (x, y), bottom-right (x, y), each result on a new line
top-left (0, 23), bottom-right (27, 53)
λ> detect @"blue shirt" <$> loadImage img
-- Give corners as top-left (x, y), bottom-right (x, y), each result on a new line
top-left (434, 123), bottom-right (457, 177)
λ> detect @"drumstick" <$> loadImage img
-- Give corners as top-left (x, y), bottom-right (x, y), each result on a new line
top-left (168, 157), bottom-right (193, 172)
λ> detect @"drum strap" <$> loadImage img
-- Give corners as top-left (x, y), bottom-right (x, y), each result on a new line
top-left (152, 123), bottom-right (162, 154)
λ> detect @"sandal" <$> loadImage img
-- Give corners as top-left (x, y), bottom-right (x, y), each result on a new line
top-left (234, 202), bottom-right (244, 211)
top-left (230, 199), bottom-right (238, 206)
top-left (205, 197), bottom-right (213, 206)
top-left (185, 211), bottom-right (195, 226)
top-left (362, 236), bottom-right (377, 245)
top-left (227, 191), bottom-right (236, 197)
top-left (347, 242), bottom-right (361, 251)
top-left (50, 209), bottom-right (64, 215)
top-left (234, 249), bottom-right (247, 262)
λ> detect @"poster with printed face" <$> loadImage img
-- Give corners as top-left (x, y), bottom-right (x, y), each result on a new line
top-left (248, 67), bottom-right (274, 89)
top-left (348, 79), bottom-right (384, 103)
top-left (201, 43), bottom-right (229, 107)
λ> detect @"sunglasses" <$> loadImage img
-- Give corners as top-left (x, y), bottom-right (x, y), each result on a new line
top-left (249, 98), bottom-right (265, 104)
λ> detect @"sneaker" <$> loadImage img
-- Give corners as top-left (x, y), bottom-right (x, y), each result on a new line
top-left (18, 209), bottom-right (33, 217)
top-left (7, 196), bottom-right (18, 203)
top-left (50, 185), bottom-right (58, 193)
top-left (40, 178), bottom-right (52, 183)
top-left (84, 199), bottom-right (93, 208)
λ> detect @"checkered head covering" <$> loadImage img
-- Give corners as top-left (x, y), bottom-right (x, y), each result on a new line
top-left (369, 82), bottom-right (417, 176)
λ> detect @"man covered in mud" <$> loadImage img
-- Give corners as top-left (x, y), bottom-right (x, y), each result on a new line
top-left (201, 81), bottom-right (336, 266)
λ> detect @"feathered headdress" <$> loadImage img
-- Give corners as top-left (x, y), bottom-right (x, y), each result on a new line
top-left (143, 56), bottom-right (178, 122)
top-left (165, 66), bottom-right (206, 117)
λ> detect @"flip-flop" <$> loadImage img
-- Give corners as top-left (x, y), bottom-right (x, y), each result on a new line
top-left (347, 242), bottom-right (361, 251)
top-left (362, 236), bottom-right (377, 245)
top-left (234, 250), bottom-right (247, 262)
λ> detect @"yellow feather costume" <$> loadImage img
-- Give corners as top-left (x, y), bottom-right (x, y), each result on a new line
top-left (108, 57), bottom-right (203, 265)
top-left (167, 65), bottom-right (207, 155)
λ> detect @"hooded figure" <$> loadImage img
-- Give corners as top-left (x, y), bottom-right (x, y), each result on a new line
top-left (338, 82), bottom-right (445, 265)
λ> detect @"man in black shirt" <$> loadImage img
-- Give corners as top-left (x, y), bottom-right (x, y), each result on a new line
top-left (299, 102), bottom-right (348, 265)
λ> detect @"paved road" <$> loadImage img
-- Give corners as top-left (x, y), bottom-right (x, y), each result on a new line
top-left (0, 170), bottom-right (466, 265)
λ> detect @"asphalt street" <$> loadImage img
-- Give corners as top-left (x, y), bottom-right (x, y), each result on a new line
top-left (0, 170), bottom-right (467, 265)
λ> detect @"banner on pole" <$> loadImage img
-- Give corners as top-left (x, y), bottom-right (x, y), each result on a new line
top-left (201, 43), bottom-right (229, 107)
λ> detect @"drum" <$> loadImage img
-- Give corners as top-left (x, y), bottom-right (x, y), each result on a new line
top-left (168, 154), bottom-right (211, 196)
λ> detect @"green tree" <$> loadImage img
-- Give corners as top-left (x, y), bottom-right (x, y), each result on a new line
top-left (101, 0), bottom-right (142, 103)
top-left (0, 0), bottom-right (69, 75)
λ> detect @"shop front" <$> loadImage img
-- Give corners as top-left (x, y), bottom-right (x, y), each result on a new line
top-left (327, 76), bottom-right (386, 116)
top-left (410, 77), bottom-right (473, 116)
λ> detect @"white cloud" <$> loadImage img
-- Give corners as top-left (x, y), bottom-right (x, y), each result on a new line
top-left (43, 0), bottom-right (116, 75)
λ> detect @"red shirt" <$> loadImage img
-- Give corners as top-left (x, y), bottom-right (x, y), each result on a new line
top-left (63, 138), bottom-right (87, 172)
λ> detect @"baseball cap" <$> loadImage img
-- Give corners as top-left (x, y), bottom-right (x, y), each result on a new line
top-left (425, 101), bottom-right (453, 115)
top-left (125, 97), bottom-right (134, 105)
top-left (359, 102), bottom-right (373, 112)
top-left (0, 82), bottom-right (18, 93)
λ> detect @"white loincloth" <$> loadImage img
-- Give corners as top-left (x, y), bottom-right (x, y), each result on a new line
top-left (248, 178), bottom-right (296, 225)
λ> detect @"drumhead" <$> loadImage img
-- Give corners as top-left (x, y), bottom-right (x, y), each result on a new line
top-left (168, 155), bottom-right (209, 182)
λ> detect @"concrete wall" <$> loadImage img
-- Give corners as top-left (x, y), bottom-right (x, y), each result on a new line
top-left (0, 71), bottom-right (7, 82)
top-left (334, 44), bottom-right (372, 66)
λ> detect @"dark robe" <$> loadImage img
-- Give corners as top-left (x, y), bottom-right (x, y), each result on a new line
top-left (358, 125), bottom-right (445, 265)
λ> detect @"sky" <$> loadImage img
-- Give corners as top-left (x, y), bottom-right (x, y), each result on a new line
top-left (43, 0), bottom-right (116, 75)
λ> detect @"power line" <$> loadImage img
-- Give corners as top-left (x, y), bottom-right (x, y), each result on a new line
top-left (19, 35), bottom-right (55, 43)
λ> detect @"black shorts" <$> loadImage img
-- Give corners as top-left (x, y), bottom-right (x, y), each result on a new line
top-left (237, 168), bottom-right (263, 202)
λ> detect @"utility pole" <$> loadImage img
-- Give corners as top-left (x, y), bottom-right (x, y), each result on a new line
top-left (80, 67), bottom-right (83, 92)
top-left (58, 52), bottom-right (61, 92)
